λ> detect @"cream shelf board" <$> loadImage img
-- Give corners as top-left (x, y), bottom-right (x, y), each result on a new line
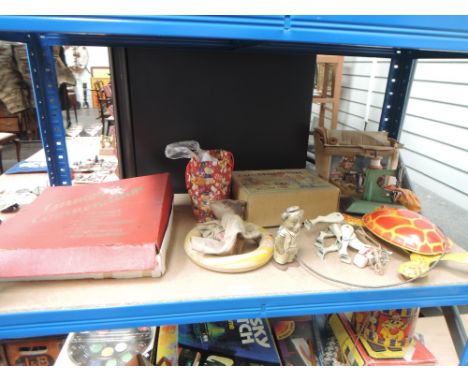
top-left (0, 202), bottom-right (467, 316)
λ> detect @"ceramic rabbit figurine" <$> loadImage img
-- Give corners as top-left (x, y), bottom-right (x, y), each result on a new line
top-left (274, 206), bottom-right (304, 264)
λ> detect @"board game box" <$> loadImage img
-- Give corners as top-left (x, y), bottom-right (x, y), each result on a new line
top-left (269, 315), bottom-right (318, 366)
top-left (2, 335), bottom-right (66, 366)
top-left (0, 173), bottom-right (173, 281)
top-left (232, 169), bottom-right (339, 227)
top-left (156, 318), bottom-right (281, 366)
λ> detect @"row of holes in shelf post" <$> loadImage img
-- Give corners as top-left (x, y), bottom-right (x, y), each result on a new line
top-left (28, 34), bottom-right (71, 186)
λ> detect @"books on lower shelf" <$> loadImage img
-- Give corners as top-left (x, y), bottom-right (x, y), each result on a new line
top-left (329, 313), bottom-right (437, 366)
top-left (5, 313), bottom-right (450, 366)
top-left (0, 173), bottom-right (173, 281)
top-left (156, 319), bottom-right (281, 366)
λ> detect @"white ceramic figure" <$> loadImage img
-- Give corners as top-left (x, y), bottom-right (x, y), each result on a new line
top-left (274, 206), bottom-right (304, 264)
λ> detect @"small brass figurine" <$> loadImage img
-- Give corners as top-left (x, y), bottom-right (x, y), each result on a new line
top-left (274, 206), bottom-right (304, 265)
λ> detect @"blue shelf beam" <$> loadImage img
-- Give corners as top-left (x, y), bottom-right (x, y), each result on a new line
top-left (25, 34), bottom-right (72, 186)
top-left (2, 16), bottom-right (468, 60)
top-left (1, 16), bottom-right (468, 54)
top-left (2, 284), bottom-right (467, 364)
top-left (0, 31), bottom-right (30, 44)
top-left (1, 283), bottom-right (468, 365)
top-left (42, 34), bottom-right (399, 58)
top-left (1, 283), bottom-right (468, 337)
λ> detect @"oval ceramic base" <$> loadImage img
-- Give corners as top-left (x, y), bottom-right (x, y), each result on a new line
top-left (184, 223), bottom-right (274, 273)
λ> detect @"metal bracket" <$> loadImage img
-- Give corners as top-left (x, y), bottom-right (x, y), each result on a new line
top-left (378, 49), bottom-right (415, 140)
top-left (25, 33), bottom-right (71, 186)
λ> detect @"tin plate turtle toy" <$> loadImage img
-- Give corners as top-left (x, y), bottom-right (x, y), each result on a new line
top-left (362, 207), bottom-right (468, 278)
top-left (362, 207), bottom-right (448, 256)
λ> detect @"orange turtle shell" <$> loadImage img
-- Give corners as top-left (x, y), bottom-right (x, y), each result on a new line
top-left (363, 207), bottom-right (448, 255)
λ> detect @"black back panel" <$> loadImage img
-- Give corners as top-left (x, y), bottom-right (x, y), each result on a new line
top-left (121, 46), bottom-right (315, 192)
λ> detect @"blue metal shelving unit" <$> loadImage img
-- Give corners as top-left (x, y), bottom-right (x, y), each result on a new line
top-left (0, 15), bottom-right (467, 364)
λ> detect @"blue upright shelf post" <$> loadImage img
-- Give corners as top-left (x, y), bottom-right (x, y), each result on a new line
top-left (378, 49), bottom-right (415, 140)
top-left (441, 306), bottom-right (468, 362)
top-left (25, 33), bottom-right (72, 186)
top-left (461, 340), bottom-right (468, 366)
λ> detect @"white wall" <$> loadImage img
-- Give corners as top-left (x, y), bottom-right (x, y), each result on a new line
top-left (400, 59), bottom-right (468, 210)
top-left (312, 56), bottom-right (468, 211)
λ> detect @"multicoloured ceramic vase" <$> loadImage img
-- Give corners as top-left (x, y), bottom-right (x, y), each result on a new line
top-left (185, 149), bottom-right (234, 222)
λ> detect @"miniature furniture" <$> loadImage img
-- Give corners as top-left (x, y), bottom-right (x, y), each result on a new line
top-left (313, 55), bottom-right (344, 130)
top-left (313, 127), bottom-right (401, 181)
top-left (0, 132), bottom-right (21, 173)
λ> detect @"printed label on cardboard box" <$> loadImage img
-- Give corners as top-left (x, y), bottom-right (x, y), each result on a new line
top-left (234, 170), bottom-right (330, 194)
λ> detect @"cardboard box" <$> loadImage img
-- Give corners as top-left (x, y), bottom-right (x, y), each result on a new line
top-left (2, 336), bottom-right (66, 366)
top-left (0, 174), bottom-right (173, 281)
top-left (232, 169), bottom-right (340, 227)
